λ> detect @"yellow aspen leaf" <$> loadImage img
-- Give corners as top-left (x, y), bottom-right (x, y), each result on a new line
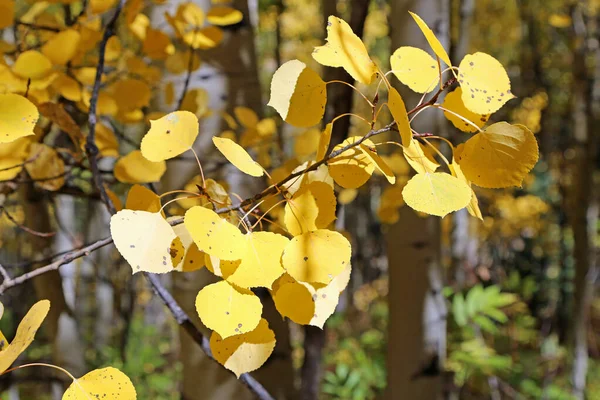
top-left (312, 16), bottom-right (377, 84)
top-left (377, 206), bottom-right (400, 224)
top-left (458, 52), bottom-right (514, 114)
top-left (331, 263), bottom-right (352, 293)
top-left (294, 128), bottom-right (320, 159)
top-left (125, 184), bottom-right (161, 213)
top-left (183, 26), bottom-right (224, 50)
top-left (114, 151), bottom-right (166, 183)
top-left (178, 2), bottom-right (205, 26)
top-left (403, 139), bottom-right (439, 174)
top-left (328, 137), bottom-right (375, 189)
top-left (256, 118), bottom-right (276, 137)
top-left (212, 136), bottom-right (264, 177)
top-left (268, 59), bottom-right (327, 128)
top-left (448, 160), bottom-right (482, 220)
top-left (105, 36), bottom-right (122, 61)
top-left (180, 88), bottom-right (209, 117)
top-left (165, 51), bottom-right (202, 74)
top-left (207, 6), bottom-right (243, 26)
top-left (456, 122), bottom-right (538, 188)
top-left (234, 106), bottom-right (259, 128)
top-left (402, 172), bottom-right (471, 217)
top-left (128, 13), bottom-right (149, 40)
top-left (390, 46), bottom-right (439, 93)
top-left (196, 280), bottom-right (262, 339)
top-left (106, 187), bottom-right (123, 212)
top-left (226, 232), bottom-right (288, 289)
top-left (442, 87), bottom-right (489, 132)
top-left (184, 206), bottom-right (248, 260)
top-left (0, 300), bottom-right (50, 373)
top-left (205, 255), bottom-right (240, 278)
top-left (296, 181), bottom-right (337, 228)
top-left (25, 143), bottom-right (65, 191)
top-left (273, 280), bottom-right (340, 328)
top-left (0, 138), bottom-right (30, 181)
top-left (62, 367), bottom-right (136, 400)
top-left (141, 111), bottom-right (199, 162)
top-left (338, 188), bottom-right (358, 205)
top-left (179, 243), bottom-right (205, 272)
top-left (90, 0), bottom-right (118, 14)
top-left (409, 12), bottom-right (452, 67)
top-left (283, 162), bottom-right (334, 195)
top-left (169, 237), bottom-right (185, 267)
top-left (0, 1), bottom-right (14, 30)
top-left (284, 190), bottom-right (319, 235)
top-left (93, 123), bottom-right (119, 158)
top-left (388, 87), bottom-right (412, 147)
top-left (38, 102), bottom-right (83, 148)
top-left (380, 184), bottom-right (405, 209)
top-left (316, 123), bottom-right (332, 161)
top-left (0, 94), bottom-right (38, 144)
top-left (112, 79), bottom-right (151, 112)
top-left (282, 229), bottom-right (351, 284)
top-left (110, 210), bottom-right (177, 274)
top-left (12, 51), bottom-right (52, 80)
top-left (143, 28), bottom-right (175, 60)
top-left (41, 29), bottom-right (80, 65)
top-left (210, 319), bottom-right (275, 377)
top-left (359, 144), bottom-right (395, 184)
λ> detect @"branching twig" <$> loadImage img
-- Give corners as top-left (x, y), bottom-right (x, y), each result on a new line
top-left (85, 0), bottom-right (125, 215)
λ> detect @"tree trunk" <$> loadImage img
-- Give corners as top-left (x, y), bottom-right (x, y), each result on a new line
top-left (386, 1), bottom-right (450, 399)
top-left (566, 5), bottom-right (599, 398)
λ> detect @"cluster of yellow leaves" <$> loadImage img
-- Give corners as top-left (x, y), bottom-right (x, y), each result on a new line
top-left (0, 300), bottom-right (136, 399)
top-left (267, 12), bottom-right (538, 219)
top-left (104, 10), bottom-right (541, 380)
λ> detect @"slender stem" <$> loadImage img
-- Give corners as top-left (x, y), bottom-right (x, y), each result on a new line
top-left (188, 146), bottom-right (206, 188)
top-left (326, 80), bottom-right (374, 107)
top-left (331, 112), bottom-right (370, 127)
top-left (432, 104), bottom-right (482, 132)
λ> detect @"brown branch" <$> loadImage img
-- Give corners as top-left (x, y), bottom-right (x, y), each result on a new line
top-left (85, 0), bottom-right (125, 215)
top-left (0, 206), bottom-right (56, 238)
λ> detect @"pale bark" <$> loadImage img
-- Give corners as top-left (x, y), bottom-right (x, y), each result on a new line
top-left (386, 1), bottom-right (450, 399)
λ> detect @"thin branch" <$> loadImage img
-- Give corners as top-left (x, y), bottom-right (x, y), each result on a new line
top-left (0, 206), bottom-right (56, 238)
top-left (84, 0), bottom-right (125, 215)
top-left (15, 21), bottom-right (61, 32)
top-left (0, 236), bottom-right (113, 294)
top-left (176, 34), bottom-right (198, 111)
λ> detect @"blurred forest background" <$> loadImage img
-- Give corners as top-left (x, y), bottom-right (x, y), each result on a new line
top-left (1, 0), bottom-right (600, 399)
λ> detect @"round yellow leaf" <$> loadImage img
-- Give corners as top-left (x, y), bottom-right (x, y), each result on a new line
top-left (210, 319), bottom-right (276, 377)
top-left (212, 136), bottom-right (264, 177)
top-left (62, 367), bottom-right (136, 400)
top-left (273, 280), bottom-right (340, 328)
top-left (284, 190), bottom-right (318, 236)
top-left (114, 150), bottom-right (166, 183)
top-left (281, 229), bottom-right (351, 284)
top-left (180, 243), bottom-right (205, 272)
top-left (125, 184), bottom-right (161, 213)
top-left (41, 29), bottom-right (80, 66)
top-left (234, 106), bottom-right (259, 128)
top-left (0, 300), bottom-right (50, 374)
top-left (0, 94), bottom-right (38, 144)
top-left (268, 59), bottom-right (326, 128)
top-left (110, 210), bottom-right (177, 274)
top-left (390, 46), bottom-right (439, 93)
top-left (442, 87), bottom-right (489, 132)
top-left (328, 137), bottom-right (375, 189)
top-left (183, 26), bottom-right (224, 50)
top-left (207, 6), bottom-right (243, 26)
top-left (52, 74), bottom-right (81, 101)
top-left (458, 52), bottom-right (514, 114)
top-left (13, 51), bottom-right (52, 80)
top-left (141, 111), bottom-right (199, 162)
top-left (456, 122), bottom-right (539, 188)
top-left (195, 280), bottom-right (262, 339)
top-left (409, 12), bottom-right (452, 67)
top-left (25, 143), bottom-right (65, 191)
top-left (112, 79), bottom-right (151, 112)
top-left (184, 206), bottom-right (248, 260)
top-left (402, 172), bottom-right (472, 217)
top-left (205, 255), bottom-right (240, 278)
top-left (295, 181), bottom-right (337, 228)
top-left (338, 188), bottom-right (358, 205)
top-left (403, 139), bottom-right (439, 174)
top-left (312, 16), bottom-right (377, 84)
top-left (0, 138), bottom-right (30, 181)
top-left (226, 231), bottom-right (288, 289)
